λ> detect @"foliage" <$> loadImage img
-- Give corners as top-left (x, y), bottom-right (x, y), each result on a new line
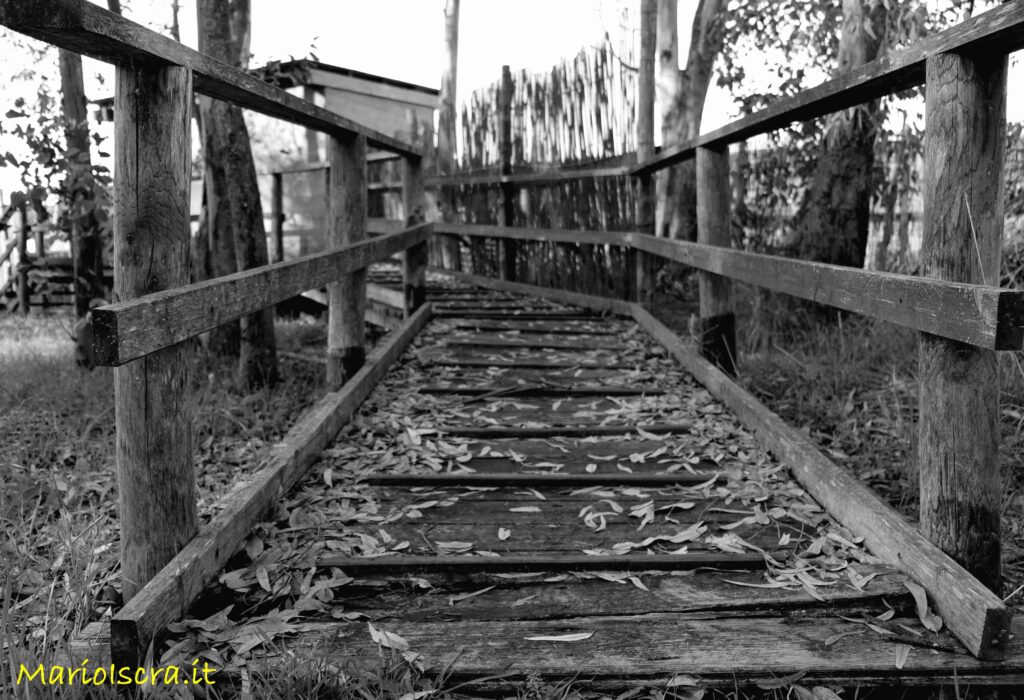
top-left (0, 30), bottom-right (113, 256)
top-left (717, 0), bottom-right (966, 263)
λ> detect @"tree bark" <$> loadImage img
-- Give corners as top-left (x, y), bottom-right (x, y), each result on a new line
top-left (657, 0), bottom-right (725, 242)
top-left (197, 0), bottom-right (278, 387)
top-left (635, 0), bottom-right (657, 305)
top-left (436, 0), bottom-right (461, 269)
top-left (792, 0), bottom-right (887, 267)
top-left (59, 49), bottom-right (102, 318)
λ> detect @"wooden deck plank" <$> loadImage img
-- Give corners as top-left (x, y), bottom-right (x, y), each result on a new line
top-left (141, 281), bottom-right (1024, 687)
top-left (437, 424), bottom-right (695, 438)
top-left (319, 565), bottom-right (909, 621)
top-left (317, 552), bottom-right (770, 572)
top-left (273, 617), bottom-right (1024, 687)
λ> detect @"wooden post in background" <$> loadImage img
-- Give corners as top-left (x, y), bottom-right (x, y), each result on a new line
top-left (919, 51), bottom-right (1007, 593)
top-left (403, 156), bottom-right (427, 317)
top-left (498, 64), bottom-right (516, 281)
top-left (634, 0), bottom-right (656, 305)
top-left (695, 145), bottom-right (735, 375)
top-left (271, 171), bottom-right (284, 263)
top-left (16, 199), bottom-right (29, 314)
top-left (327, 133), bottom-right (367, 388)
top-left (113, 63), bottom-right (196, 601)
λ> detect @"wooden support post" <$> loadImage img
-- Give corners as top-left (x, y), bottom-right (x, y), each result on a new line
top-left (113, 63), bottom-right (196, 601)
top-left (327, 133), bottom-right (367, 388)
top-left (695, 145), bottom-right (736, 375)
top-left (402, 156), bottom-right (427, 317)
top-left (498, 64), bottom-right (516, 281)
top-left (16, 200), bottom-right (28, 314)
top-left (634, 0), bottom-right (656, 306)
top-left (271, 171), bottom-right (284, 263)
top-left (919, 51), bottom-right (1007, 593)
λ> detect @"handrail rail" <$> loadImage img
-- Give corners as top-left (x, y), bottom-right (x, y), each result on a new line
top-left (91, 222), bottom-right (432, 367)
top-left (631, 1), bottom-right (1024, 177)
top-left (0, 0), bottom-right (421, 157)
top-left (436, 221), bottom-right (1024, 352)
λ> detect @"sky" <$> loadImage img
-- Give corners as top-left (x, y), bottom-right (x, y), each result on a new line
top-left (0, 0), bottom-right (1021, 201)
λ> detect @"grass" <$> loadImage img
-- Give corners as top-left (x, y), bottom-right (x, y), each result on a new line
top-left (1, 302), bottom-right (1020, 699)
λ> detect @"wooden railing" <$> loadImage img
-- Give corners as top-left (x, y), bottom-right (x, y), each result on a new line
top-left (0, 0), bottom-right (429, 666)
top-left (429, 2), bottom-right (1024, 663)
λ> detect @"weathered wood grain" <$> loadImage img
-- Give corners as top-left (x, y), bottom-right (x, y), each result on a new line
top-left (433, 359), bottom-right (634, 369)
top-left (0, 0), bottom-right (420, 156)
top-left (276, 616), bottom-right (1024, 687)
top-left (695, 145), bottom-right (736, 374)
top-left (444, 336), bottom-right (613, 351)
top-left (416, 384), bottom-right (664, 396)
top-left (363, 472), bottom-right (718, 487)
top-left (438, 424), bottom-right (693, 438)
top-left (113, 62), bottom-right (196, 602)
top-left (327, 133), bottom-right (367, 387)
top-left (445, 320), bottom-right (621, 335)
top-left (366, 283), bottom-right (405, 310)
top-left (434, 270), bottom-right (635, 316)
top-left (109, 305), bottom-right (432, 669)
top-left (630, 304), bottom-right (1013, 660)
top-left (627, 234), bottom-right (1024, 350)
top-left (918, 51), bottom-right (1007, 591)
top-left (630, 1), bottom-right (1024, 176)
top-left (91, 223), bottom-right (431, 366)
top-left (317, 552), bottom-right (767, 573)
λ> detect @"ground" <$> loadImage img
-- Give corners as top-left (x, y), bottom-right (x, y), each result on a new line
top-left (1, 289), bottom-right (1022, 698)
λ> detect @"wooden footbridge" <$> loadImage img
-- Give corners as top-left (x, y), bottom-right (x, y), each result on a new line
top-left (5, 0), bottom-right (1024, 692)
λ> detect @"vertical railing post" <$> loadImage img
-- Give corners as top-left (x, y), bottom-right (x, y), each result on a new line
top-left (403, 156), bottom-right (427, 317)
top-left (695, 145), bottom-right (736, 375)
top-left (113, 63), bottom-right (196, 602)
top-left (919, 51), bottom-right (1007, 592)
top-left (498, 64), bottom-right (516, 281)
top-left (16, 200), bottom-right (29, 314)
top-left (327, 133), bottom-right (367, 387)
top-left (271, 171), bottom-right (284, 263)
top-left (634, 0), bottom-right (656, 306)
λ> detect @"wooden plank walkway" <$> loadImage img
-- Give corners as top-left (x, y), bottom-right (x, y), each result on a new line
top-left (160, 278), bottom-right (1024, 692)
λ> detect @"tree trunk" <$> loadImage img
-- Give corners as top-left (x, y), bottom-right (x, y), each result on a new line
top-left (792, 0), bottom-right (887, 267)
top-left (657, 0), bottom-right (725, 242)
top-left (59, 49), bottom-right (102, 319)
top-left (197, 0), bottom-right (278, 387)
top-left (436, 0), bottom-right (461, 269)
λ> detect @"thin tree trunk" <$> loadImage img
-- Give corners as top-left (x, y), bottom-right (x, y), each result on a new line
top-left (657, 0), bottom-right (725, 242)
top-left (59, 48), bottom-right (101, 319)
top-left (197, 0), bottom-right (278, 387)
top-left (792, 0), bottom-right (887, 267)
top-left (436, 0), bottom-right (461, 269)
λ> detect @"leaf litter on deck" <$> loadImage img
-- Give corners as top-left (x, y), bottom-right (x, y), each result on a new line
top-left (156, 307), bottom-right (932, 675)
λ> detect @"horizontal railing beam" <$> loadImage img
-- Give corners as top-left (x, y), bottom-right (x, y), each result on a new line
top-left (628, 234), bottom-right (1024, 351)
top-left (434, 222), bottom-right (630, 247)
top-left (438, 222), bottom-right (1024, 350)
top-left (631, 2), bottom-right (1024, 176)
top-left (91, 223), bottom-right (431, 366)
top-left (0, 0), bottom-right (421, 157)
